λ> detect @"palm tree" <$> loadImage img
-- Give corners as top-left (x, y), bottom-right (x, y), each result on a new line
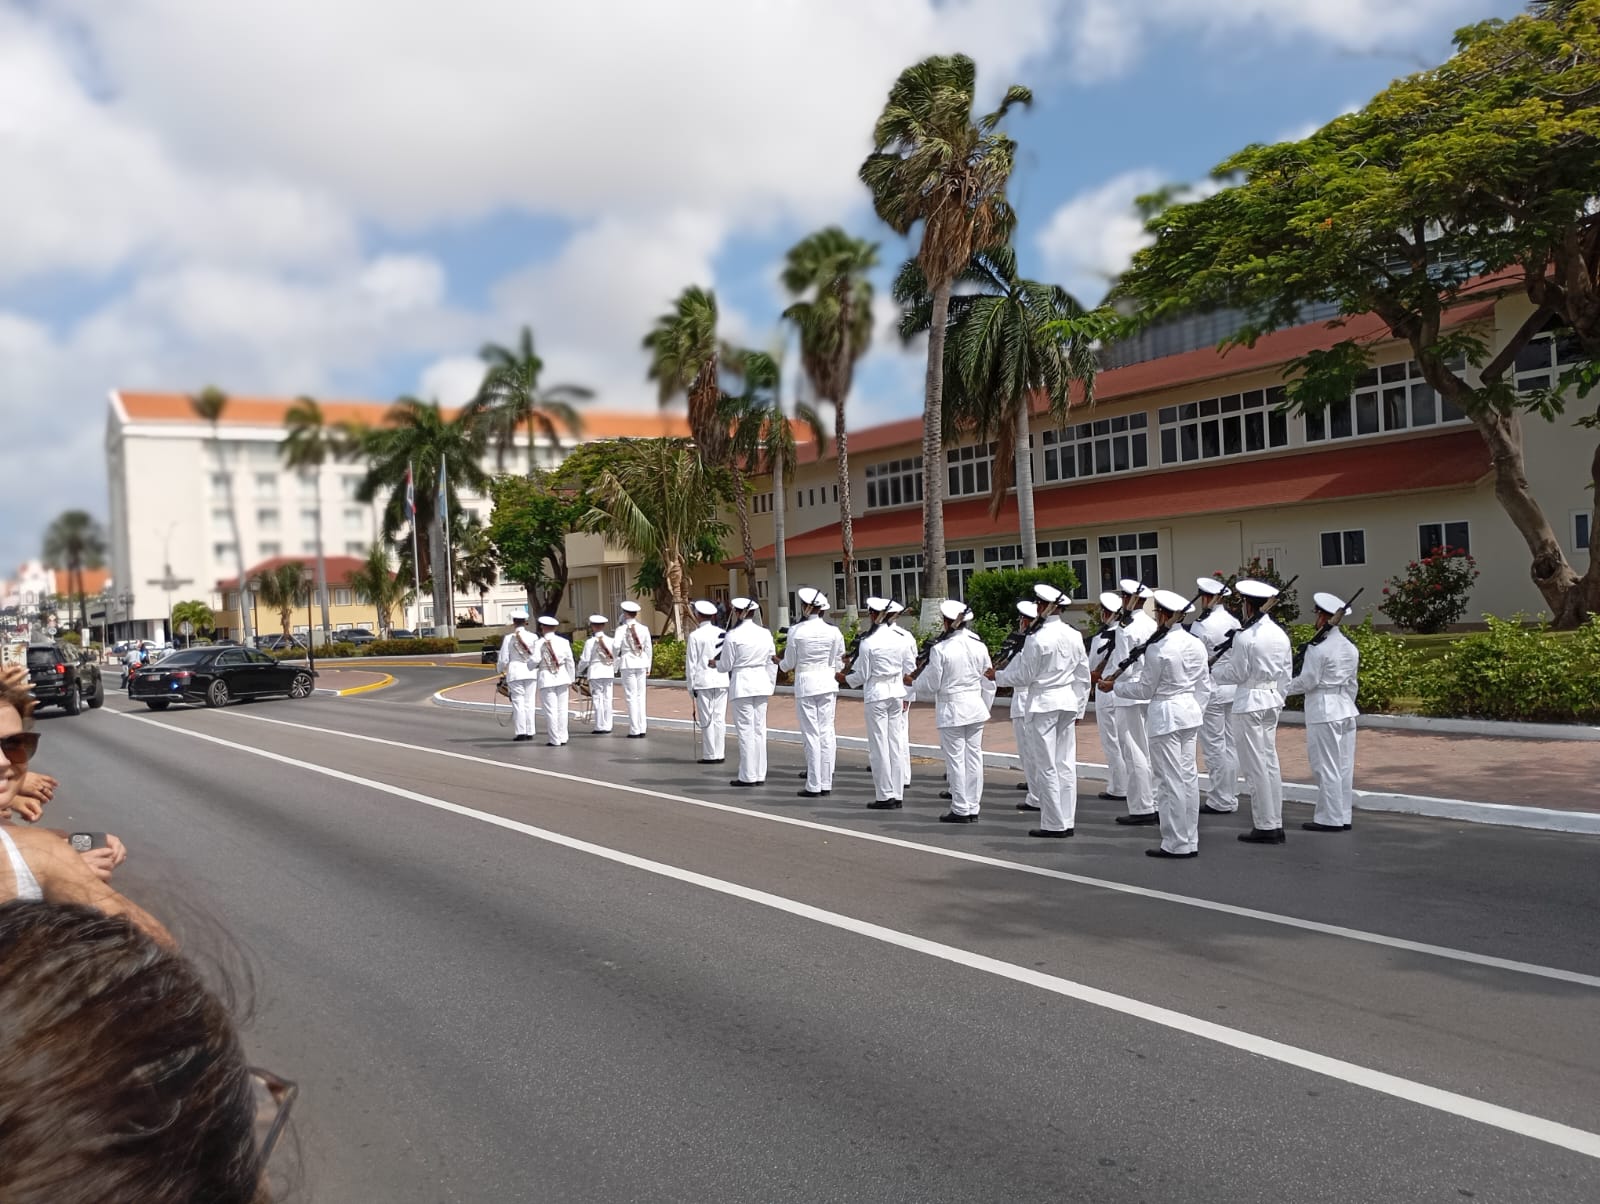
top-left (451, 513), bottom-right (500, 623)
top-left (781, 228), bottom-right (878, 619)
top-left (644, 286), bottom-right (726, 466)
top-left (170, 599), bottom-right (215, 646)
top-left (723, 350), bottom-right (826, 627)
top-left (41, 510), bottom-right (107, 633)
top-left (253, 561), bottom-right (308, 642)
top-left (860, 54), bottom-right (1031, 613)
top-left (895, 245), bottom-right (1098, 564)
top-left (349, 546), bottom-right (411, 636)
top-left (464, 326), bottom-right (591, 474)
top-left (190, 386), bottom-right (254, 643)
top-left (581, 439), bottom-right (728, 638)
top-left (283, 396), bottom-right (358, 642)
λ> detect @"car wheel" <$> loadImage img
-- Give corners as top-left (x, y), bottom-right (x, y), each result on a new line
top-left (205, 678), bottom-right (231, 708)
top-left (288, 672), bottom-right (314, 700)
top-left (88, 677), bottom-right (106, 709)
top-left (64, 685), bottom-right (82, 716)
top-left (144, 700), bottom-right (170, 711)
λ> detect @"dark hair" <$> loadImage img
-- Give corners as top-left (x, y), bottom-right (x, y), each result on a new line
top-left (0, 901), bottom-right (265, 1203)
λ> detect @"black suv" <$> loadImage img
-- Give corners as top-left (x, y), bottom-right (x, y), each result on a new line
top-left (25, 642), bottom-right (105, 715)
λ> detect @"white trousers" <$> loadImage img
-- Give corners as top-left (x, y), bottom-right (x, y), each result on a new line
top-left (621, 668), bottom-right (648, 735)
top-left (796, 693), bottom-right (838, 792)
top-left (507, 678), bottom-right (537, 737)
top-left (588, 679), bottom-right (614, 732)
top-left (866, 698), bottom-right (902, 801)
top-left (894, 700), bottom-right (912, 789)
top-left (1233, 708), bottom-right (1285, 830)
top-left (732, 696), bottom-right (768, 783)
top-left (540, 685), bottom-right (569, 745)
top-left (1012, 715), bottom-right (1038, 808)
top-left (938, 721), bottom-right (985, 816)
top-left (1306, 717), bottom-right (1357, 826)
top-left (1118, 704), bottom-right (1154, 815)
top-left (1029, 711), bottom-right (1078, 832)
top-left (694, 687), bottom-right (728, 760)
top-left (1198, 702), bottom-right (1238, 811)
top-left (1151, 726), bottom-right (1201, 854)
top-left (1099, 701), bottom-right (1127, 796)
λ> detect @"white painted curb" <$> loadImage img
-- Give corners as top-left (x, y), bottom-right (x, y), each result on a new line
top-left (430, 690), bottom-right (1600, 836)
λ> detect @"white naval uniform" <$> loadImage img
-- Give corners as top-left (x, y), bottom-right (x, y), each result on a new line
top-left (576, 631), bottom-right (618, 733)
top-left (916, 630), bottom-right (993, 817)
top-left (1115, 627), bottom-right (1209, 854)
top-left (1111, 609), bottom-right (1159, 816)
top-left (1007, 657), bottom-right (1036, 809)
top-left (496, 629), bottom-right (540, 737)
top-left (615, 617), bottom-right (653, 735)
top-left (1191, 605), bottom-right (1242, 811)
top-left (1212, 615), bottom-right (1293, 831)
top-left (996, 616), bottom-right (1090, 832)
top-left (686, 621), bottom-right (730, 761)
top-left (780, 615), bottom-right (847, 792)
top-left (535, 632), bottom-right (575, 745)
top-left (1088, 622), bottom-right (1126, 796)
top-left (888, 622), bottom-right (918, 790)
top-left (1286, 628), bottom-right (1361, 827)
top-left (847, 625), bottom-right (917, 803)
top-left (717, 620), bottom-right (778, 784)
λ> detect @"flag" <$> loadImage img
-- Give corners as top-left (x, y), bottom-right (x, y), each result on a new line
top-left (404, 462), bottom-right (416, 520)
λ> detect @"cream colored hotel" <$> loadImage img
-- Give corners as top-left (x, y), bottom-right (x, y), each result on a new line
top-left (104, 287), bottom-right (1593, 641)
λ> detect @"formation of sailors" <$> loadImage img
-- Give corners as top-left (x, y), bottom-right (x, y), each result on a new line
top-left (498, 576), bottom-right (1363, 856)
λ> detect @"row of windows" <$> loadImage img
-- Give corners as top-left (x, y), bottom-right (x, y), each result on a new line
top-left (1318, 521), bottom-right (1473, 568)
top-left (1160, 388), bottom-right (1290, 464)
top-left (1041, 414), bottom-right (1149, 481)
top-left (865, 458), bottom-right (924, 510)
top-left (1304, 361), bottom-right (1468, 443)
top-left (209, 472), bottom-right (367, 501)
top-left (213, 540), bottom-right (368, 564)
top-left (794, 484), bottom-right (839, 509)
top-left (752, 492), bottom-right (773, 514)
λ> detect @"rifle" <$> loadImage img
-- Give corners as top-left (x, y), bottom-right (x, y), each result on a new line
top-left (1184, 574), bottom-right (1238, 632)
top-left (1208, 574), bottom-right (1299, 668)
top-left (1293, 587), bottom-right (1363, 674)
top-left (907, 626), bottom-right (959, 684)
top-left (1090, 584), bottom-right (1144, 681)
top-left (992, 605), bottom-right (1040, 672)
top-left (1102, 588), bottom-right (1207, 686)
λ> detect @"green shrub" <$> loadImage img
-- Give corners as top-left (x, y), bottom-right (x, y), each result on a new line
top-left (363, 637), bottom-right (459, 657)
top-left (963, 566), bottom-right (1081, 627)
top-left (1284, 618), bottom-right (1414, 713)
top-left (1417, 615), bottom-right (1600, 723)
top-left (1379, 547), bottom-right (1479, 633)
top-left (650, 637), bottom-right (686, 680)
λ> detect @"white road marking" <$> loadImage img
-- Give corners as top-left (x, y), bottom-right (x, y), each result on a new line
top-left (127, 706), bottom-right (1600, 992)
top-left (117, 708), bottom-right (1600, 1161)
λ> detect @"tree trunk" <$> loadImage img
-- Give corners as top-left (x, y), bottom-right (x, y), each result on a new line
top-left (665, 554), bottom-right (688, 640)
top-left (214, 433), bottom-right (254, 643)
top-left (773, 450), bottom-right (790, 629)
top-left (732, 466), bottom-right (756, 588)
top-left (1016, 404), bottom-right (1037, 569)
top-left (919, 278), bottom-right (952, 622)
top-left (836, 296), bottom-right (858, 624)
top-left (313, 472), bottom-right (332, 642)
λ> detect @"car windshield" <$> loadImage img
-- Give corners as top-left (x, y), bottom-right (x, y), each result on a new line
top-left (25, 647), bottom-right (61, 668)
top-left (153, 649), bottom-right (216, 668)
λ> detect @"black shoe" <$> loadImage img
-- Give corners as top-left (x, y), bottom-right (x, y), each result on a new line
top-left (697, 758), bottom-right (721, 764)
top-left (939, 791), bottom-right (952, 800)
top-left (867, 799), bottom-right (903, 810)
top-left (1146, 848), bottom-right (1199, 859)
top-left (1097, 792), bottom-right (1127, 802)
top-left (730, 779), bottom-right (763, 787)
top-left (797, 790), bottom-right (831, 798)
top-left (627, 733), bottom-right (646, 739)
top-left (938, 812), bottom-right (978, 824)
top-left (1115, 812), bottom-right (1159, 826)
top-left (1200, 802), bottom-right (1234, 815)
top-left (592, 729), bottom-right (612, 735)
top-left (1014, 782), bottom-right (1029, 791)
top-left (1016, 801), bottom-right (1040, 812)
top-left (1238, 828), bottom-right (1287, 844)
top-left (1301, 821), bottom-right (1352, 832)
top-left (513, 734), bottom-right (532, 743)
top-left (1028, 827), bottom-right (1073, 838)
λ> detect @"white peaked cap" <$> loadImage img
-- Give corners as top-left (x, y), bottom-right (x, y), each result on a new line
top-left (1098, 591), bottom-right (1123, 613)
top-left (1236, 579), bottom-right (1279, 601)
top-left (938, 598), bottom-right (967, 622)
top-left (818, 597), bottom-right (831, 612)
top-left (1016, 600), bottom-right (1039, 619)
top-left (1118, 578), bottom-right (1144, 596)
top-left (1313, 591), bottom-right (1347, 614)
top-left (588, 614), bottom-right (608, 625)
top-left (538, 615), bottom-right (558, 627)
top-left (1033, 582), bottom-right (1064, 604)
top-left (509, 607), bottom-right (529, 622)
top-left (865, 596), bottom-right (890, 612)
top-left (887, 600), bottom-right (904, 615)
top-left (1152, 589), bottom-right (1192, 614)
top-left (619, 601), bottom-right (641, 614)
top-left (692, 600), bottom-right (719, 618)
top-left (796, 586), bottom-right (821, 607)
top-left (962, 607), bottom-right (974, 622)
top-left (1196, 576), bottom-right (1230, 597)
top-left (730, 596), bottom-right (752, 610)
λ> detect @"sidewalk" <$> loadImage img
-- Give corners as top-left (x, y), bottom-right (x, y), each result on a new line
top-left (436, 679), bottom-right (1600, 829)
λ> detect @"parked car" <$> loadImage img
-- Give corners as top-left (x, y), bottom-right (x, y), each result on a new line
top-left (127, 646), bottom-right (316, 710)
top-left (388, 629), bottom-right (416, 640)
top-left (25, 643), bottom-right (105, 715)
top-left (480, 639), bottom-right (500, 665)
top-left (255, 633), bottom-right (307, 652)
top-left (338, 629), bottom-right (377, 647)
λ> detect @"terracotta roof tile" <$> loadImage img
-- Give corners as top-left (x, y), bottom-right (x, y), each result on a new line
top-left (216, 554), bottom-right (370, 591)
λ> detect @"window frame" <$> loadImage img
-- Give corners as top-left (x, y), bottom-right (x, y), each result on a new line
top-left (1417, 519), bottom-right (1471, 559)
top-left (1319, 528), bottom-right (1366, 568)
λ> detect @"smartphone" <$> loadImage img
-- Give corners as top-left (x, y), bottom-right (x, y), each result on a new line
top-left (67, 832), bottom-right (107, 853)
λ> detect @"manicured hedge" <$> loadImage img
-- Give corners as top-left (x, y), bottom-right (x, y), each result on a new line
top-left (365, 637), bottom-right (459, 656)
top-left (1416, 616), bottom-right (1600, 724)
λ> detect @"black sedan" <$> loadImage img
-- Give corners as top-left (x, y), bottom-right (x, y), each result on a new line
top-left (128, 647), bottom-right (315, 710)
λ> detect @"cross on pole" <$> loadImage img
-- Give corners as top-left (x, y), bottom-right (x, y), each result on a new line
top-left (146, 564), bottom-right (193, 644)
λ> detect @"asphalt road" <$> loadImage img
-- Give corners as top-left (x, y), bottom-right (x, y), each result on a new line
top-left (27, 668), bottom-right (1600, 1203)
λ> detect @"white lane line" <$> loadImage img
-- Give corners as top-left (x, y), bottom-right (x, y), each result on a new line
top-left (117, 709), bottom-right (1600, 1161)
top-left (123, 709), bottom-right (1600, 992)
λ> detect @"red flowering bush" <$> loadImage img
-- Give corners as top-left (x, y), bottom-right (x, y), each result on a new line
top-left (1378, 546), bottom-right (1479, 633)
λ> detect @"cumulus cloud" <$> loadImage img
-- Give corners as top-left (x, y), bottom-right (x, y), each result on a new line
top-left (1035, 169), bottom-right (1166, 306)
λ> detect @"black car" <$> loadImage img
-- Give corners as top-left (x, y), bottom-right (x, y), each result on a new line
top-left (128, 646), bottom-right (316, 710)
top-left (26, 643), bottom-right (104, 715)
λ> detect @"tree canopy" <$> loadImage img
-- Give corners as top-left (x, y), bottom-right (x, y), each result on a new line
top-left (486, 472), bottom-right (588, 618)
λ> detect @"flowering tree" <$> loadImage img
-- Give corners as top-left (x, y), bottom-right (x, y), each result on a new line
top-left (1380, 548), bottom-right (1480, 633)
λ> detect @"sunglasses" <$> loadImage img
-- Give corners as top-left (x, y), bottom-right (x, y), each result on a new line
top-left (1, 732), bottom-right (39, 766)
top-left (250, 1067), bottom-right (299, 1165)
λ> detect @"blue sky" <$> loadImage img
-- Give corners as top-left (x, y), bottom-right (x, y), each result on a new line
top-left (0, 0), bottom-right (1526, 577)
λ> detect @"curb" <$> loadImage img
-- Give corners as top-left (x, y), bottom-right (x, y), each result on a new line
top-left (428, 691), bottom-right (1600, 836)
top-left (315, 673), bottom-right (395, 697)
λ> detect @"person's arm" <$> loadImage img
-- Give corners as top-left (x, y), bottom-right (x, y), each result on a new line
top-left (1114, 645), bottom-right (1164, 702)
top-left (10, 826), bottom-right (171, 946)
top-left (496, 635), bottom-right (510, 673)
top-left (778, 630), bottom-right (797, 673)
top-left (1285, 641), bottom-right (1323, 699)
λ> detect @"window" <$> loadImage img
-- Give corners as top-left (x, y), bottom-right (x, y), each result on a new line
top-left (1320, 529), bottom-right (1366, 567)
top-left (301, 540), bottom-right (319, 555)
top-left (946, 548), bottom-right (976, 600)
top-left (1515, 325), bottom-right (1585, 394)
top-left (300, 507), bottom-right (320, 527)
top-left (213, 542), bottom-right (236, 562)
top-left (345, 541), bottom-right (366, 556)
top-left (211, 507), bottom-right (232, 526)
top-left (1418, 521), bottom-right (1471, 559)
top-left (209, 472), bottom-right (230, 498)
top-left (340, 476), bottom-right (364, 501)
top-left (1043, 414), bottom-right (1149, 481)
top-left (797, 490), bottom-right (804, 508)
top-left (1038, 538), bottom-right (1091, 599)
top-left (255, 473), bottom-right (278, 497)
top-left (832, 558), bottom-right (884, 609)
top-left (1576, 512), bottom-right (1592, 557)
top-left (257, 541), bottom-right (281, 558)
top-left (752, 492), bottom-right (772, 515)
top-left (1097, 531), bottom-right (1159, 593)
top-left (1160, 390), bottom-right (1286, 465)
top-left (887, 553), bottom-right (922, 604)
top-left (1305, 361), bottom-right (1468, 443)
top-left (257, 507), bottom-right (279, 530)
top-left (344, 506), bottom-right (364, 529)
top-left (808, 488), bottom-right (816, 507)
top-left (947, 443), bottom-right (995, 497)
top-left (334, 589), bottom-right (353, 606)
top-left (983, 544), bottom-right (1024, 571)
top-left (297, 470), bottom-right (317, 493)
top-left (865, 457), bottom-right (924, 509)
top-left (832, 484), bottom-right (838, 503)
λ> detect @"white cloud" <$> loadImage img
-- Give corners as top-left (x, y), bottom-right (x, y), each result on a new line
top-left (1035, 169), bottom-right (1166, 306)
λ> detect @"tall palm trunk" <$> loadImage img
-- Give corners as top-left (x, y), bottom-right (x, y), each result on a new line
top-left (919, 278), bottom-right (952, 619)
top-left (1015, 403), bottom-right (1037, 568)
top-left (836, 286), bottom-right (858, 623)
top-left (732, 467), bottom-right (757, 588)
top-left (665, 555), bottom-right (688, 639)
top-left (313, 472), bottom-right (332, 641)
top-left (773, 451), bottom-right (790, 628)
top-left (211, 431), bottom-right (253, 643)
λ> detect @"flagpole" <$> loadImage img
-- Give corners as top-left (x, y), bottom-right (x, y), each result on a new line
top-left (407, 459), bottom-right (421, 632)
top-left (439, 453), bottom-right (455, 638)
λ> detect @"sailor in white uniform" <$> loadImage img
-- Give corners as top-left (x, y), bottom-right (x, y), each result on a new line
top-left (1212, 579), bottom-right (1293, 844)
top-left (615, 600), bottom-right (653, 738)
top-left (915, 599), bottom-right (993, 823)
top-left (1001, 600), bottom-right (1041, 813)
top-left (845, 597), bottom-right (916, 809)
top-left (575, 614), bottom-right (617, 734)
top-left (1189, 577), bottom-right (1242, 815)
top-left (534, 616), bottom-right (574, 746)
top-left (885, 600), bottom-right (916, 793)
top-left (1109, 579), bottom-right (1159, 826)
top-left (496, 609), bottom-right (539, 742)
top-left (1286, 592), bottom-right (1362, 831)
top-left (685, 600), bottom-right (729, 763)
top-left (781, 587), bottom-right (847, 797)
top-left (1087, 591), bottom-right (1127, 802)
top-left (716, 597), bottom-right (778, 787)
